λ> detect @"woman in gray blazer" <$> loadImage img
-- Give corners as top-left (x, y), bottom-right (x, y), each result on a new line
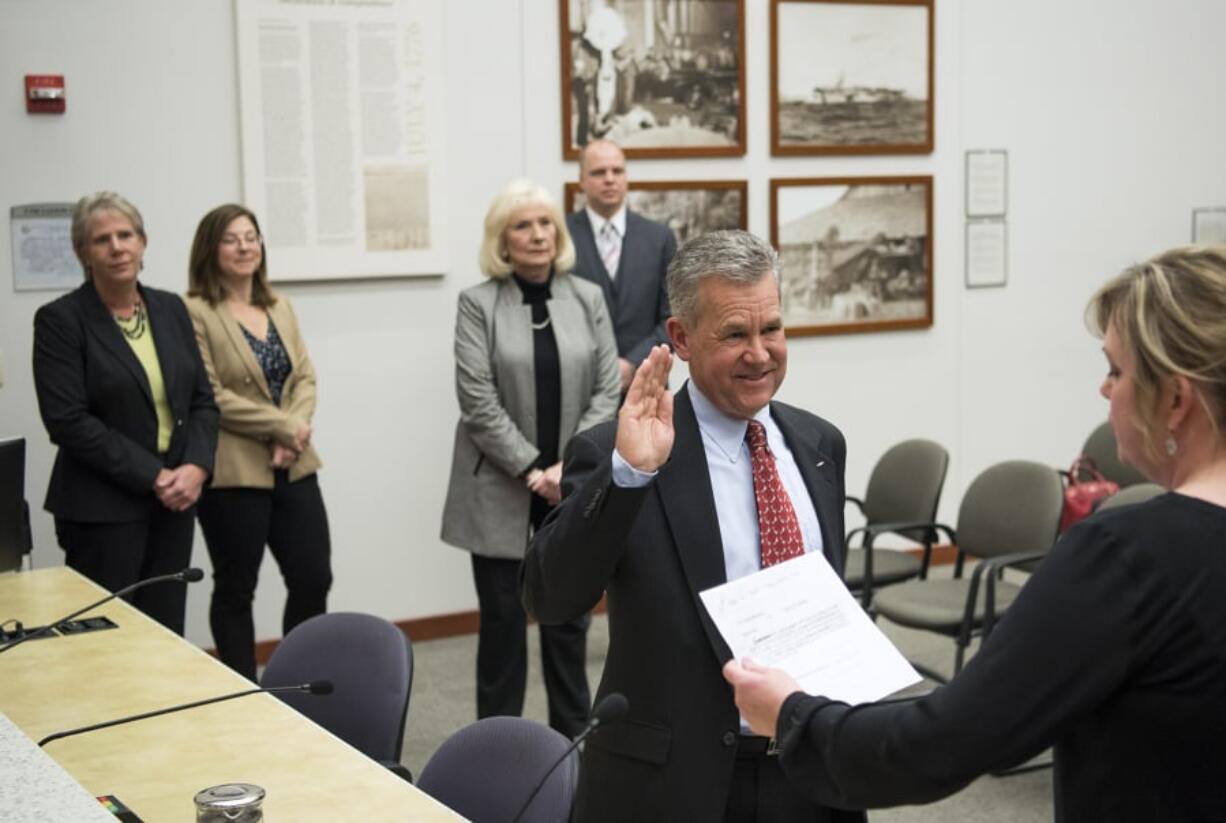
top-left (441, 179), bottom-right (620, 738)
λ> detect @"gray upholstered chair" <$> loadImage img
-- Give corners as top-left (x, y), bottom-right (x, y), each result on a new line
top-left (872, 460), bottom-right (1064, 682)
top-left (842, 439), bottom-right (949, 609)
top-left (1095, 482), bottom-right (1164, 512)
top-left (261, 611), bottom-right (414, 780)
top-left (416, 716), bottom-right (578, 823)
top-left (1081, 421), bottom-right (1148, 487)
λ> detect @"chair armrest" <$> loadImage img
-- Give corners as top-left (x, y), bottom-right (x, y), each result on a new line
top-left (980, 550), bottom-right (1049, 639)
top-left (846, 495), bottom-right (866, 516)
top-left (845, 520), bottom-right (955, 548)
top-left (845, 521), bottom-right (958, 610)
top-left (980, 550), bottom-right (1048, 574)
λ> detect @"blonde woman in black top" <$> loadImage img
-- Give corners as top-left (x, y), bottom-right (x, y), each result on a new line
top-left (725, 245), bottom-right (1226, 822)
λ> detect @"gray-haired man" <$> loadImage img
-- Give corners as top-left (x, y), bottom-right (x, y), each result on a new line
top-left (524, 231), bottom-right (862, 822)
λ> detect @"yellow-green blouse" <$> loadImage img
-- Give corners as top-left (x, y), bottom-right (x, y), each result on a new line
top-left (115, 311), bottom-right (173, 454)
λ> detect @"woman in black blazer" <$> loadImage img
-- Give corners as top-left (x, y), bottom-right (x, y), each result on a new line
top-left (33, 192), bottom-right (218, 634)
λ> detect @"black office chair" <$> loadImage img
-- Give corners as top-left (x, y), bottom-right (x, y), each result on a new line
top-left (842, 439), bottom-right (949, 609)
top-left (417, 716), bottom-right (577, 823)
top-left (261, 611), bottom-right (414, 780)
top-left (0, 438), bottom-right (32, 573)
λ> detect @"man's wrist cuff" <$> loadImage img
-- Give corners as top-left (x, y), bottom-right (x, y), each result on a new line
top-left (612, 449), bottom-right (657, 488)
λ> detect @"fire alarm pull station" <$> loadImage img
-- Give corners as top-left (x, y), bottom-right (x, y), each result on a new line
top-left (26, 75), bottom-right (65, 114)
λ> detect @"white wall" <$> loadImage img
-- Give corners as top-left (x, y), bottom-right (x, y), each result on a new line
top-left (2, 0), bottom-right (1224, 648)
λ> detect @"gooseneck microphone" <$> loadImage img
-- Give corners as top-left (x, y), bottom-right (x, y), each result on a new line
top-left (0, 568), bottom-right (205, 654)
top-left (510, 692), bottom-right (629, 823)
top-left (38, 680), bottom-right (333, 747)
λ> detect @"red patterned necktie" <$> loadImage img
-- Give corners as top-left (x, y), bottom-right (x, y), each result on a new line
top-left (746, 420), bottom-right (806, 568)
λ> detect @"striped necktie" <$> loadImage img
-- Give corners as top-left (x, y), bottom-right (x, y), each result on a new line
top-left (599, 221), bottom-right (621, 279)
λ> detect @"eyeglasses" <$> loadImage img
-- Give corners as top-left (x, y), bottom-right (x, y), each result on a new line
top-left (220, 233), bottom-right (262, 248)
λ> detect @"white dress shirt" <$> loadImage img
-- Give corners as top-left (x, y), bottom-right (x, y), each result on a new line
top-left (611, 381), bottom-right (824, 582)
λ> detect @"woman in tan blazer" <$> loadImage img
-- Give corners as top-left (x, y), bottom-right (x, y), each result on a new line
top-left (186, 204), bottom-right (331, 680)
top-left (441, 179), bottom-right (621, 737)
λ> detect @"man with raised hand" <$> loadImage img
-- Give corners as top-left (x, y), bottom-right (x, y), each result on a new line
top-left (523, 230), bottom-right (862, 822)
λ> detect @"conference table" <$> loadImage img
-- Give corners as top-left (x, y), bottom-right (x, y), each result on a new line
top-left (0, 566), bottom-right (460, 821)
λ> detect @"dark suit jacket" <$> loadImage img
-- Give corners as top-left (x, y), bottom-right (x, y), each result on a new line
top-left (565, 209), bottom-right (676, 366)
top-left (33, 282), bottom-right (218, 523)
top-left (523, 386), bottom-right (861, 822)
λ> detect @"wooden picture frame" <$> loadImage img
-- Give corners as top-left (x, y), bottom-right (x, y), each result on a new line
top-left (771, 176), bottom-right (933, 336)
top-left (770, 0), bottom-right (934, 156)
top-left (564, 180), bottom-right (748, 245)
top-left (561, 0), bottom-right (746, 160)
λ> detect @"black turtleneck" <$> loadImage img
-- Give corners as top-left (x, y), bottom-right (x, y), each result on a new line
top-left (513, 271), bottom-right (561, 530)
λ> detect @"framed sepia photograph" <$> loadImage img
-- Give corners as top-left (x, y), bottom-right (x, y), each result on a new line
top-left (565, 180), bottom-right (746, 245)
top-left (770, 0), bottom-right (933, 156)
top-left (561, 0), bottom-right (746, 160)
top-left (772, 176), bottom-right (933, 336)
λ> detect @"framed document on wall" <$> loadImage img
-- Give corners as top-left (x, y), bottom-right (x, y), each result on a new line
top-left (966, 220), bottom-right (1008, 289)
top-left (1193, 207), bottom-right (1226, 244)
top-left (561, 0), bottom-right (746, 160)
top-left (236, 0), bottom-right (449, 280)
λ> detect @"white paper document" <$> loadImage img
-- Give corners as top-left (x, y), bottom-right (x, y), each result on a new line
top-left (965, 149), bottom-right (1008, 217)
top-left (966, 219), bottom-right (1008, 288)
top-left (700, 552), bottom-right (920, 704)
top-left (10, 203), bottom-right (83, 291)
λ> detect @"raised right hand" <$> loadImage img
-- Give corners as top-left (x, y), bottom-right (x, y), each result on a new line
top-left (615, 345), bottom-right (674, 472)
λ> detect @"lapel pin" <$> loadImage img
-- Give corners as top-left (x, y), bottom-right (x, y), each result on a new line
top-left (815, 460), bottom-right (826, 468)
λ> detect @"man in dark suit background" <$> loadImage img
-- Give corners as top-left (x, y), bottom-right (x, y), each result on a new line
top-left (566, 139), bottom-right (676, 393)
top-left (523, 231), bottom-right (864, 822)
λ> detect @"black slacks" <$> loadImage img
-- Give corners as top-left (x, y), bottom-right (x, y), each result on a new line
top-left (197, 471), bottom-right (332, 681)
top-left (724, 742), bottom-right (867, 823)
top-left (56, 505), bottom-right (195, 635)
top-left (470, 553), bottom-right (591, 739)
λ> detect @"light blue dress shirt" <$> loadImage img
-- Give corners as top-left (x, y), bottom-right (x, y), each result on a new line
top-left (611, 381), bottom-right (824, 582)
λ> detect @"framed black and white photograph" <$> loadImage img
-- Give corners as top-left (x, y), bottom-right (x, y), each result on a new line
top-left (770, 0), bottom-right (933, 156)
top-left (561, 0), bottom-right (746, 160)
top-left (771, 176), bottom-right (933, 336)
top-left (565, 180), bottom-right (747, 246)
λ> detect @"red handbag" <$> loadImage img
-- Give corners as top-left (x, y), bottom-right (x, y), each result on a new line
top-left (1060, 456), bottom-right (1119, 532)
